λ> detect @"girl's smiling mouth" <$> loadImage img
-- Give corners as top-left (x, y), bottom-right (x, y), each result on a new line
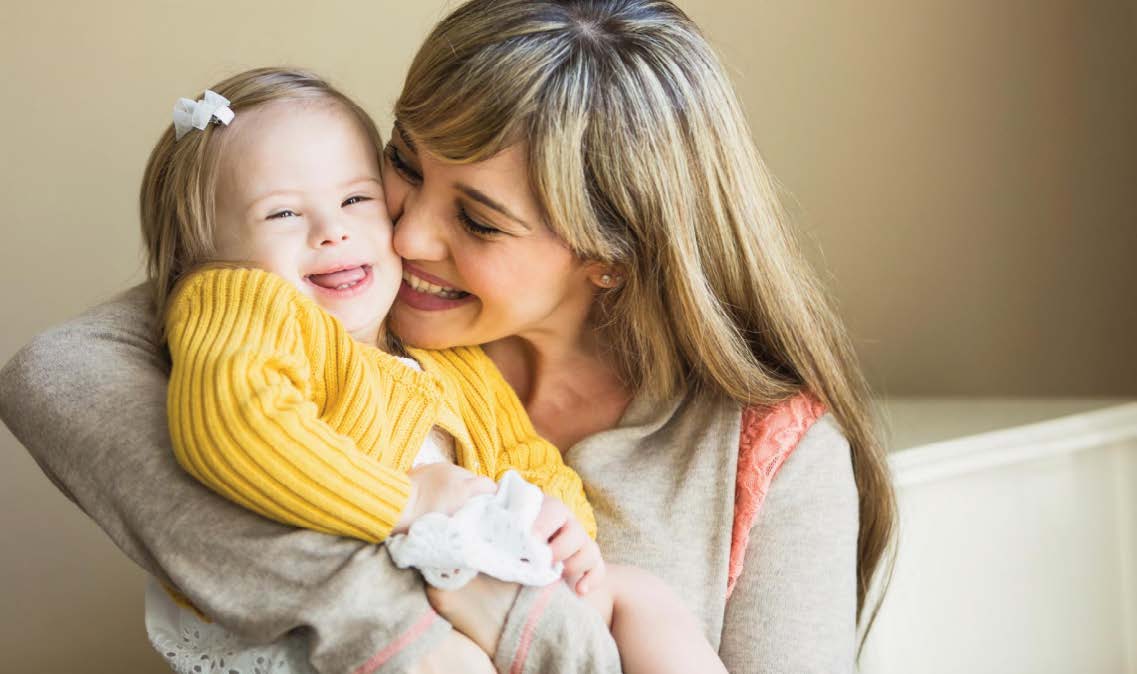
top-left (304, 264), bottom-right (373, 297)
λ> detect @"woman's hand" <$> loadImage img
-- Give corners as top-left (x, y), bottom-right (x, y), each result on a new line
top-left (426, 574), bottom-right (521, 658)
top-left (394, 463), bottom-right (498, 533)
top-left (410, 629), bottom-right (496, 674)
top-left (534, 495), bottom-right (606, 595)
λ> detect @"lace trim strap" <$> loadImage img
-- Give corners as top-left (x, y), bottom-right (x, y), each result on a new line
top-left (727, 393), bottom-right (827, 598)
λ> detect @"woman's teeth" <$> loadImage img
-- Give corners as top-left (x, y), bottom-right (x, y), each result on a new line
top-left (403, 271), bottom-right (466, 299)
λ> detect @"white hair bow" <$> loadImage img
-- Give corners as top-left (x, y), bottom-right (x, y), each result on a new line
top-left (172, 90), bottom-right (235, 141)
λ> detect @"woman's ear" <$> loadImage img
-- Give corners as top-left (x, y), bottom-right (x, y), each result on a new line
top-left (585, 261), bottom-right (625, 289)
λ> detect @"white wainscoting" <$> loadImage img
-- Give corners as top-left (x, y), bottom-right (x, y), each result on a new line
top-left (861, 400), bottom-right (1137, 674)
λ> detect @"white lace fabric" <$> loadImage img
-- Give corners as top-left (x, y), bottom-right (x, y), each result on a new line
top-left (145, 579), bottom-right (313, 674)
top-left (386, 470), bottom-right (563, 589)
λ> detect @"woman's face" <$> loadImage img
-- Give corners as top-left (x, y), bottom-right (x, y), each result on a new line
top-left (383, 123), bottom-right (597, 350)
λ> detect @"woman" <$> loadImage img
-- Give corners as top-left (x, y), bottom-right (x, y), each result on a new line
top-left (0, 1), bottom-right (894, 672)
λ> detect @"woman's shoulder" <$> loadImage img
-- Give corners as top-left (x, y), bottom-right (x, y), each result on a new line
top-left (769, 412), bottom-right (855, 499)
top-left (748, 411), bottom-right (858, 557)
top-left (738, 395), bottom-right (830, 471)
top-left (735, 395), bottom-right (852, 506)
top-left (728, 396), bottom-right (853, 593)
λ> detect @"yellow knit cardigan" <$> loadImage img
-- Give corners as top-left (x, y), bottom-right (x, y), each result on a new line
top-left (165, 267), bottom-right (596, 544)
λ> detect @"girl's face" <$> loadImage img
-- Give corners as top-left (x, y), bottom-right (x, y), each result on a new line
top-left (212, 100), bottom-right (401, 346)
top-left (383, 124), bottom-right (597, 350)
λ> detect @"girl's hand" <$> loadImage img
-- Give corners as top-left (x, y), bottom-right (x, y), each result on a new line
top-left (533, 495), bottom-right (606, 595)
top-left (394, 463), bottom-right (497, 534)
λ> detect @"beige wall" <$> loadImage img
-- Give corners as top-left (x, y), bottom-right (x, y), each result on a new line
top-left (2, 0), bottom-right (1134, 392)
top-left (699, 0), bottom-right (1137, 397)
top-left (1, 1), bottom-right (1134, 671)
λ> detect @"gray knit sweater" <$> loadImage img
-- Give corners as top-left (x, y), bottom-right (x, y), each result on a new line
top-left (0, 284), bottom-right (858, 673)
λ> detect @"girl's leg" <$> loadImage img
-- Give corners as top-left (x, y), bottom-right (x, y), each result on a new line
top-left (588, 564), bottom-right (728, 674)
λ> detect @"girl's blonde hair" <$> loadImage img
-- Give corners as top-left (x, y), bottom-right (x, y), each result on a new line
top-left (139, 67), bottom-right (384, 327)
top-left (396, 0), bottom-right (896, 638)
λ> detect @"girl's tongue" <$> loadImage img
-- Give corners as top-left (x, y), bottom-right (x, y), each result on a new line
top-left (308, 266), bottom-right (366, 289)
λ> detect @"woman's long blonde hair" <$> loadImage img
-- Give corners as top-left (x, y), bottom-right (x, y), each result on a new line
top-left (396, 0), bottom-right (895, 635)
top-left (139, 67), bottom-right (384, 326)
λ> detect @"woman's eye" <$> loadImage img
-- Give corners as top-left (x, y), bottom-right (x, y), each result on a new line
top-left (268, 210), bottom-right (298, 220)
top-left (458, 206), bottom-right (500, 237)
top-left (384, 143), bottom-right (422, 184)
top-left (342, 195), bottom-right (370, 207)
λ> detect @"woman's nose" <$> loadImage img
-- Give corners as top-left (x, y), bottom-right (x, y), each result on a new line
top-left (392, 193), bottom-right (448, 261)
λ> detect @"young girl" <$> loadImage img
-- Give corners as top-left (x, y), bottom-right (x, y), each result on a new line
top-left (144, 67), bottom-right (727, 674)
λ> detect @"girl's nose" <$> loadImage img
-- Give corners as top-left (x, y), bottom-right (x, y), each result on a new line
top-left (318, 232), bottom-right (349, 246)
top-left (310, 217), bottom-right (350, 248)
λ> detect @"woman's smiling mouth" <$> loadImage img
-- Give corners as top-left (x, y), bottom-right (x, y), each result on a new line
top-left (401, 268), bottom-right (469, 300)
top-left (398, 265), bottom-right (475, 311)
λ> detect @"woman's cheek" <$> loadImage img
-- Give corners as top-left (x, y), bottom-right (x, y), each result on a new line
top-left (384, 177), bottom-right (408, 222)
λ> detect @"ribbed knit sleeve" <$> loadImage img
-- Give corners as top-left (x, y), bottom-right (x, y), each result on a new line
top-left (412, 346), bottom-right (598, 540)
top-left (165, 268), bottom-right (413, 543)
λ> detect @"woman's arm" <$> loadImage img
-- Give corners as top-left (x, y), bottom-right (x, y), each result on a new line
top-left (718, 414), bottom-right (860, 673)
top-left (0, 285), bottom-right (450, 674)
top-left (493, 583), bottom-right (623, 674)
top-left (431, 579), bottom-right (622, 674)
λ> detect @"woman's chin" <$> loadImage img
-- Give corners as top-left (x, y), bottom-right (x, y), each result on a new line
top-left (389, 308), bottom-right (469, 350)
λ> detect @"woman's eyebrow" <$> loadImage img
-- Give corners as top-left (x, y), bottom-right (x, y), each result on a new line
top-left (393, 121), bottom-right (530, 230)
top-left (455, 183), bottom-right (532, 230)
